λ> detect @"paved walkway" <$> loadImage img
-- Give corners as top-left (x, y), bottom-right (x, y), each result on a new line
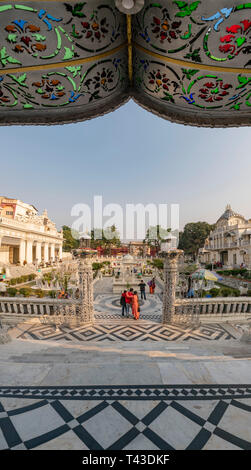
top-left (0, 278), bottom-right (251, 450)
top-left (0, 334), bottom-right (251, 450)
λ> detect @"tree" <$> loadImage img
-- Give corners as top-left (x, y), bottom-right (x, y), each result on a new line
top-left (144, 225), bottom-right (171, 255)
top-left (91, 225), bottom-right (121, 254)
top-left (178, 222), bottom-right (215, 258)
top-left (62, 225), bottom-right (80, 252)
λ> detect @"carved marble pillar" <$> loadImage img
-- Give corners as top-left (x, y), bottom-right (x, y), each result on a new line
top-left (36, 242), bottom-right (42, 264)
top-left (44, 243), bottom-right (49, 263)
top-left (26, 240), bottom-right (33, 264)
top-left (162, 250), bottom-right (184, 324)
top-left (78, 259), bottom-right (94, 323)
top-left (50, 244), bottom-right (55, 262)
top-left (19, 240), bottom-right (26, 265)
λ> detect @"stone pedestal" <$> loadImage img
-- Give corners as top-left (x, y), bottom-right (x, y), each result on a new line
top-left (162, 250), bottom-right (184, 324)
top-left (78, 259), bottom-right (94, 323)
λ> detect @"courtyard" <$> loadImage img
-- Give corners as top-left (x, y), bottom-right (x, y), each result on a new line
top-left (1, 275), bottom-right (251, 451)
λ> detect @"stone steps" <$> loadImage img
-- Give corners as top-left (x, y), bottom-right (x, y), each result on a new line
top-left (4, 265), bottom-right (37, 279)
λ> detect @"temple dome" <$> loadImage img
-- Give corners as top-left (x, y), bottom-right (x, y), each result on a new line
top-left (0, 0), bottom-right (250, 127)
top-left (123, 254), bottom-right (134, 260)
top-left (217, 205), bottom-right (246, 223)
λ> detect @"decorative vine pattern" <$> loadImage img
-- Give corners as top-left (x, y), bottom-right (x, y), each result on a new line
top-left (134, 1), bottom-right (251, 67)
top-left (135, 56), bottom-right (251, 111)
top-left (0, 2), bottom-right (124, 69)
top-left (0, 54), bottom-right (127, 109)
top-left (0, 1), bottom-right (250, 124)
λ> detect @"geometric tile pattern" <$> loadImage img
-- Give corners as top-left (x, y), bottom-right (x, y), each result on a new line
top-left (94, 294), bottom-right (163, 322)
top-left (0, 385), bottom-right (250, 401)
top-left (0, 385), bottom-right (251, 450)
top-left (17, 322), bottom-right (237, 342)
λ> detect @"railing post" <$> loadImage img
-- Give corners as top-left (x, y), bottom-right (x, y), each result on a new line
top-left (78, 258), bottom-right (94, 323)
top-left (162, 250), bottom-right (184, 324)
top-left (0, 321), bottom-right (11, 344)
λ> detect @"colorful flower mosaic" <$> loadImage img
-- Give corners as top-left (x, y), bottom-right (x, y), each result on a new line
top-left (0, 1), bottom-right (250, 126)
top-left (0, 2), bottom-right (124, 69)
top-left (134, 1), bottom-right (251, 66)
top-left (0, 55), bottom-right (127, 110)
top-left (135, 57), bottom-right (251, 111)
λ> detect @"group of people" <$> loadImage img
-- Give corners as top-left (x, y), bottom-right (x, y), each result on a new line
top-left (119, 278), bottom-right (156, 319)
top-left (120, 289), bottom-right (140, 320)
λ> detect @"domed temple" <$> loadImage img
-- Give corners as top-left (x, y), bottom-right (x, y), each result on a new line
top-left (0, 0), bottom-right (250, 127)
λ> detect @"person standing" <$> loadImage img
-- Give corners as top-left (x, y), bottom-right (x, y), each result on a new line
top-left (125, 288), bottom-right (134, 318)
top-left (148, 279), bottom-right (152, 294)
top-left (138, 280), bottom-right (146, 300)
top-left (132, 291), bottom-right (140, 320)
top-left (151, 277), bottom-right (156, 294)
top-left (120, 290), bottom-right (127, 317)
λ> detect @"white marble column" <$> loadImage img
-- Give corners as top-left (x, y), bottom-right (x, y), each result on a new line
top-left (36, 242), bottom-right (42, 263)
top-left (19, 240), bottom-right (26, 265)
top-left (59, 244), bottom-right (63, 260)
top-left (50, 244), bottom-right (55, 261)
top-left (44, 243), bottom-right (49, 263)
top-left (78, 259), bottom-right (94, 323)
top-left (26, 240), bottom-right (33, 264)
top-left (162, 250), bottom-right (184, 324)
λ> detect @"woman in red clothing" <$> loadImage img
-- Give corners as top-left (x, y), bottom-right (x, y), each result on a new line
top-left (132, 291), bottom-right (140, 320)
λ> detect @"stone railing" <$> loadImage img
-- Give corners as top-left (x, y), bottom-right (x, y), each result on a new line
top-left (0, 296), bottom-right (82, 325)
top-left (175, 297), bottom-right (251, 321)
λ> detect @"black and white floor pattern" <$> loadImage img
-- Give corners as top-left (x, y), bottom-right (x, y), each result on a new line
top-left (0, 385), bottom-right (251, 450)
top-left (94, 294), bottom-right (162, 322)
top-left (17, 322), bottom-right (237, 342)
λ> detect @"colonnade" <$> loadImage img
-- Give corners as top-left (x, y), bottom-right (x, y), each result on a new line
top-left (0, 236), bottom-right (62, 265)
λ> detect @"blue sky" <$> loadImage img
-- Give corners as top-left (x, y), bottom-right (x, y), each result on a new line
top-left (1, 99), bottom-right (250, 233)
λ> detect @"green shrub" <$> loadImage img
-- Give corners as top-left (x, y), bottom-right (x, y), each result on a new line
top-left (233, 289), bottom-right (240, 297)
top-left (247, 290), bottom-right (251, 296)
top-left (8, 274), bottom-right (36, 286)
top-left (205, 264), bottom-right (212, 270)
top-left (48, 290), bottom-right (57, 298)
top-left (200, 290), bottom-right (210, 298)
top-left (152, 259), bottom-right (164, 270)
top-left (209, 288), bottom-right (220, 297)
top-left (219, 287), bottom-right (232, 297)
top-left (19, 288), bottom-right (32, 297)
top-left (92, 262), bottom-right (103, 271)
top-left (35, 289), bottom-right (45, 298)
top-left (6, 287), bottom-right (17, 297)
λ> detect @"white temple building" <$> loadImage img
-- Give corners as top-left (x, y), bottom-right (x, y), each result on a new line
top-left (199, 205), bottom-right (251, 269)
top-left (0, 197), bottom-right (63, 266)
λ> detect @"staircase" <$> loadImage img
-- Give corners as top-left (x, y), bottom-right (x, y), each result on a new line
top-left (2, 264), bottom-right (37, 279)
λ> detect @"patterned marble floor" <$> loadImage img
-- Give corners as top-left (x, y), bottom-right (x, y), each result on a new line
top-left (15, 321), bottom-right (237, 343)
top-left (94, 293), bottom-right (162, 322)
top-left (0, 385), bottom-right (251, 450)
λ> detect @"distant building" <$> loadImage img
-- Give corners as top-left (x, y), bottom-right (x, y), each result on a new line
top-left (128, 241), bottom-right (150, 257)
top-left (199, 205), bottom-right (251, 269)
top-left (79, 232), bottom-right (91, 249)
top-left (0, 197), bottom-right (63, 266)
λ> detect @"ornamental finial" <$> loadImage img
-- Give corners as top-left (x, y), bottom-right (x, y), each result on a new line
top-left (115, 0), bottom-right (145, 15)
